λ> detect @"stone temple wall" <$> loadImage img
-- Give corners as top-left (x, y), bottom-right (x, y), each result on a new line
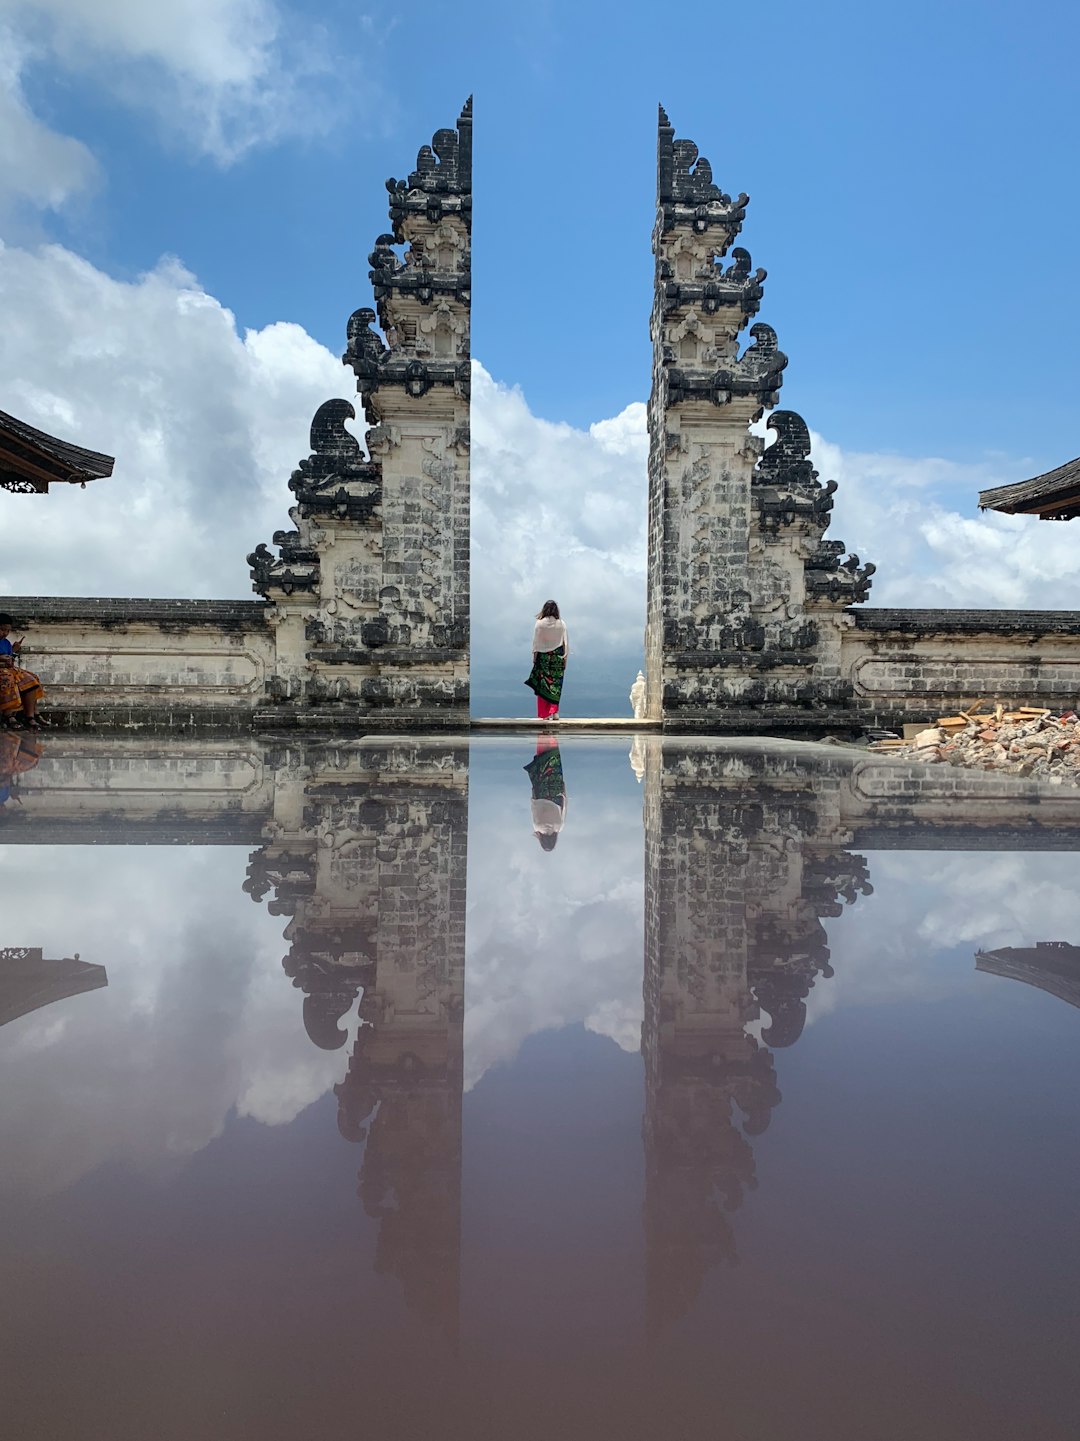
top-left (247, 99), bottom-right (472, 729)
top-left (0, 597), bottom-right (273, 731)
top-left (4, 101), bottom-right (1079, 735)
top-left (645, 107), bottom-right (1080, 734)
top-left (645, 107), bottom-right (874, 731)
top-left (0, 101), bottom-right (473, 735)
top-left (843, 609), bottom-right (1080, 727)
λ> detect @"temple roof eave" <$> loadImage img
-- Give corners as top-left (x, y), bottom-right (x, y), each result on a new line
top-left (978, 455), bottom-right (1080, 519)
top-left (0, 408), bottom-right (115, 494)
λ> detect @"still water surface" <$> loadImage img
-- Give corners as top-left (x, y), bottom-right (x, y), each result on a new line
top-left (1, 734), bottom-right (1078, 1440)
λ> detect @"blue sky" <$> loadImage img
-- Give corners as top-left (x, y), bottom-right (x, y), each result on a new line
top-left (1, 0), bottom-right (1078, 711)
top-left (18, 0), bottom-right (1080, 456)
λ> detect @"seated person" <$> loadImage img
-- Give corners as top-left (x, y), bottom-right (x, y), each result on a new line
top-left (0, 614), bottom-right (46, 729)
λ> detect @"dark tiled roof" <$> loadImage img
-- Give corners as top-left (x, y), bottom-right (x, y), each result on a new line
top-left (847, 608), bottom-right (1080, 635)
top-left (0, 597), bottom-right (270, 628)
top-left (979, 456), bottom-right (1080, 518)
top-left (0, 408), bottom-right (115, 484)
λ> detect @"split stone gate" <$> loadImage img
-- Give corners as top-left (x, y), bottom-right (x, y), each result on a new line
top-left (6, 101), bottom-right (1079, 730)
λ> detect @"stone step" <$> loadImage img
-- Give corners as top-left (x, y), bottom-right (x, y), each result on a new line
top-left (469, 717), bottom-right (660, 731)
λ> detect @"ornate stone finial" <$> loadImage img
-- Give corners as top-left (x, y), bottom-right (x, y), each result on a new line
top-left (287, 398), bottom-right (380, 521)
top-left (657, 104), bottom-right (748, 233)
top-left (667, 322), bottom-right (788, 409)
top-left (755, 410), bottom-right (818, 489)
top-left (344, 307), bottom-right (388, 393)
top-left (247, 397), bottom-right (382, 598)
top-left (386, 97), bottom-right (473, 233)
top-left (729, 322), bottom-right (790, 400)
top-left (307, 398), bottom-right (361, 462)
top-left (805, 545), bottom-right (877, 605)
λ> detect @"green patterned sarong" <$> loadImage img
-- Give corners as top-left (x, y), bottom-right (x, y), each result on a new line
top-left (524, 745), bottom-right (565, 799)
top-left (525, 648), bottom-right (565, 705)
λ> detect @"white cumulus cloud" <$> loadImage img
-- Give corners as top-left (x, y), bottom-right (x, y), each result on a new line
top-left (0, 25), bottom-right (99, 220)
top-left (0, 0), bottom-right (355, 176)
top-left (1, 237), bottom-right (1077, 694)
top-left (471, 368), bottom-right (649, 684)
top-left (0, 239), bottom-right (353, 598)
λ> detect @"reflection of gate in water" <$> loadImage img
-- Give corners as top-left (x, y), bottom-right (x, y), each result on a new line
top-left (10, 736), bottom-right (1080, 1337)
top-left (245, 740), bottom-right (468, 1344)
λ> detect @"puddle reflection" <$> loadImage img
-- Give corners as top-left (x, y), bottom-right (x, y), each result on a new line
top-left (2, 735), bottom-right (1079, 1438)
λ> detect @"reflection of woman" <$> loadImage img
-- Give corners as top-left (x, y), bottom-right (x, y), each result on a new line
top-left (525, 599), bottom-right (569, 721)
top-left (524, 734), bottom-right (567, 851)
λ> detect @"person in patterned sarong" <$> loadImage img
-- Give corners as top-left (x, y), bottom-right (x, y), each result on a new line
top-left (524, 599), bottom-right (569, 720)
top-left (524, 733), bottom-right (567, 851)
top-left (0, 615), bottom-right (45, 730)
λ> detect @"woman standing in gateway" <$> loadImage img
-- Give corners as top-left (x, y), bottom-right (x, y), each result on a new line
top-left (525, 600), bottom-right (569, 720)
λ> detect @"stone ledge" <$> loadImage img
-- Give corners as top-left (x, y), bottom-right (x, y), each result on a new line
top-left (308, 646), bottom-right (467, 666)
top-left (253, 705), bottom-right (470, 733)
top-left (30, 705), bottom-right (261, 733)
top-left (0, 816), bottom-right (266, 845)
top-left (847, 607), bottom-right (1080, 636)
top-left (851, 823), bottom-right (1080, 851)
top-left (0, 596), bottom-right (270, 629)
top-left (662, 707), bottom-right (861, 738)
top-left (669, 650), bottom-right (816, 669)
top-left (471, 717), bottom-right (662, 732)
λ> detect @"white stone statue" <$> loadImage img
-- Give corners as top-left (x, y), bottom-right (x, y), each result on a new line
top-left (630, 669), bottom-right (646, 719)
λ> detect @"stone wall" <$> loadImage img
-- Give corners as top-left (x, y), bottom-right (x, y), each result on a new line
top-left (642, 108), bottom-right (1080, 735)
top-left (0, 597), bottom-right (273, 732)
top-left (844, 608), bottom-right (1080, 728)
top-left (645, 108), bottom-right (874, 732)
top-left (6, 104), bottom-right (1079, 737)
top-left (248, 101), bottom-right (472, 730)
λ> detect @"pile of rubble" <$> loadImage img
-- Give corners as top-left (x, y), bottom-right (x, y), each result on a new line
top-left (868, 704), bottom-right (1080, 786)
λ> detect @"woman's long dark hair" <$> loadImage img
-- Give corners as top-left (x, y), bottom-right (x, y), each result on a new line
top-left (536, 599), bottom-right (560, 620)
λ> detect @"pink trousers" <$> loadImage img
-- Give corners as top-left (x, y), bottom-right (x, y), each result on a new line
top-left (537, 697), bottom-right (558, 719)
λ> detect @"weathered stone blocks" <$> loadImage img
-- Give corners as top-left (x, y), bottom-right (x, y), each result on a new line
top-left (249, 101), bottom-right (472, 729)
top-left (645, 108), bottom-right (875, 730)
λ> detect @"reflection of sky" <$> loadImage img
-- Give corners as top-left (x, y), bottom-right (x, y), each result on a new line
top-left (464, 740), bottom-right (646, 1087)
top-left (807, 851), bottom-right (1080, 1024)
top-left (2, 745), bottom-right (1080, 1438)
top-left (4, 752), bottom-right (1080, 1193)
top-left (0, 844), bottom-right (344, 1197)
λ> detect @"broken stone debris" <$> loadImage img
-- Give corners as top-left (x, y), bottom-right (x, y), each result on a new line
top-left (868, 702), bottom-right (1080, 786)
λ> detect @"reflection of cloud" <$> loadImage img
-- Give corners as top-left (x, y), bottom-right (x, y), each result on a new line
top-left (806, 851), bottom-right (1080, 1023)
top-left (0, 844), bottom-right (343, 1197)
top-left (464, 751), bottom-right (645, 1088)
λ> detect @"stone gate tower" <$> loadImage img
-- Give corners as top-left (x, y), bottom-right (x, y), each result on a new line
top-left (646, 107), bottom-right (874, 730)
top-left (250, 101), bottom-right (472, 728)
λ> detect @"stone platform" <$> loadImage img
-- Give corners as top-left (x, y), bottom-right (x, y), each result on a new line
top-left (470, 717), bottom-right (662, 732)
